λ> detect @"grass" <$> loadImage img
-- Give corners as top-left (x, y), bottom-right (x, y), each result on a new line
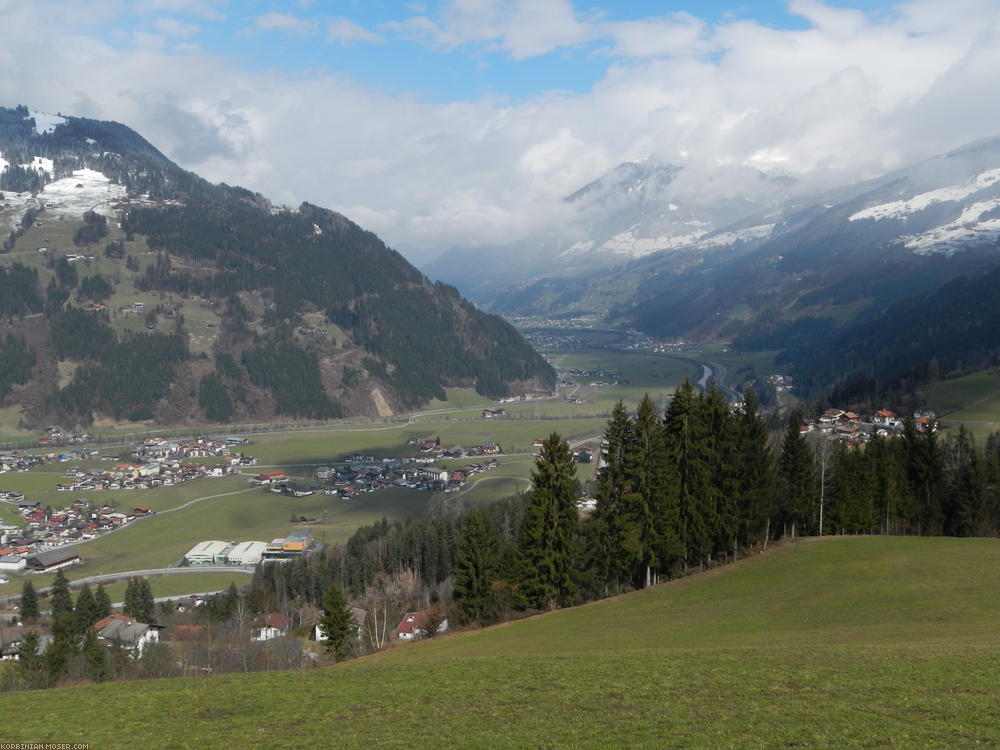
top-left (926, 370), bottom-right (1000, 415)
top-left (3, 536), bottom-right (1000, 748)
top-left (95, 572), bottom-right (246, 604)
top-left (23, 483), bottom-right (435, 592)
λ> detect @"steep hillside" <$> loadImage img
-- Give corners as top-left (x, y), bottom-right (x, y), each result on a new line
top-left (0, 105), bottom-right (553, 430)
top-left (4, 537), bottom-right (1000, 747)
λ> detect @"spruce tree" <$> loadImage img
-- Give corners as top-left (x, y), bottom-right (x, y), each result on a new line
top-left (664, 379), bottom-right (712, 568)
top-left (626, 394), bottom-right (677, 587)
top-left (94, 583), bottom-right (112, 620)
top-left (138, 578), bottom-right (155, 623)
top-left (20, 579), bottom-right (39, 621)
top-left (123, 578), bottom-right (137, 619)
top-left (46, 612), bottom-right (78, 685)
top-left (903, 418), bottom-right (944, 534)
top-left (735, 388), bottom-right (774, 547)
top-left (75, 583), bottom-right (99, 632)
top-left (778, 413), bottom-right (814, 536)
top-left (16, 631), bottom-right (47, 689)
top-left (518, 432), bottom-right (580, 610)
top-left (50, 569), bottom-right (73, 620)
top-left (704, 385), bottom-right (739, 560)
top-left (83, 626), bottom-right (111, 683)
top-left (588, 401), bottom-right (636, 593)
top-left (452, 508), bottom-right (501, 624)
top-left (319, 582), bottom-right (354, 661)
top-left (125, 578), bottom-right (155, 622)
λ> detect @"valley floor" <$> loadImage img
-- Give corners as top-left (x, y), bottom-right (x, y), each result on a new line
top-left (4, 536), bottom-right (999, 748)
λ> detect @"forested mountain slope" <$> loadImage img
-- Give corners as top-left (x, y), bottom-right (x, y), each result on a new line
top-left (0, 105), bottom-right (553, 428)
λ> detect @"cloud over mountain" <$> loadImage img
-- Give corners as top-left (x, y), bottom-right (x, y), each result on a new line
top-left (1, 0), bottom-right (998, 264)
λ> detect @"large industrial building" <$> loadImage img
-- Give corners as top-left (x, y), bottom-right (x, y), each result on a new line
top-left (184, 540), bottom-right (232, 565)
top-left (223, 541), bottom-right (267, 566)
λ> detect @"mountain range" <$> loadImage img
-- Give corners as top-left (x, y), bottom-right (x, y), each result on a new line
top-left (457, 135), bottom-right (1000, 401)
top-left (0, 105), bottom-right (554, 430)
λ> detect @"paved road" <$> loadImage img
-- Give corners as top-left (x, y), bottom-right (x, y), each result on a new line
top-left (0, 566), bottom-right (253, 603)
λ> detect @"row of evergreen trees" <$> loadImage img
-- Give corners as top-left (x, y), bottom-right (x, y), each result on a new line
top-left (253, 382), bottom-right (1000, 636)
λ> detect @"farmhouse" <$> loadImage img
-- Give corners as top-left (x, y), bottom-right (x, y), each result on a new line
top-left (392, 611), bottom-right (448, 641)
top-left (95, 614), bottom-right (160, 655)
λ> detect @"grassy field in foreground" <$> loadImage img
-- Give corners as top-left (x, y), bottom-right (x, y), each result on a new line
top-left (4, 536), bottom-right (1000, 748)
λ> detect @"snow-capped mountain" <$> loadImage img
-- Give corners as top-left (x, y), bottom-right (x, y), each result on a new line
top-left (425, 158), bottom-right (796, 301)
top-left (482, 133), bottom-right (1000, 347)
top-left (560, 159), bottom-right (794, 262)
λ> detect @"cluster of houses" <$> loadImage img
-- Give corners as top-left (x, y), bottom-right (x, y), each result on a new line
top-left (0, 612), bottom-right (161, 662)
top-left (765, 374), bottom-right (794, 392)
top-left (35, 426), bottom-right (93, 445)
top-left (307, 454), bottom-right (502, 497)
top-left (48, 437), bottom-right (258, 493)
top-left (0, 452), bottom-right (49, 474)
top-left (803, 408), bottom-right (938, 445)
top-left (0, 498), bottom-right (157, 572)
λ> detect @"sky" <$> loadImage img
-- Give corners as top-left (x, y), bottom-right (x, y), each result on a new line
top-left (2, 0), bottom-right (1000, 264)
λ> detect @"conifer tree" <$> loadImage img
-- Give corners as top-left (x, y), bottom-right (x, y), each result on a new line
top-left (903, 418), bottom-right (944, 534)
top-left (319, 582), bottom-right (355, 662)
top-left (778, 413), bottom-right (814, 536)
top-left (94, 583), bottom-right (112, 620)
top-left (83, 626), bottom-right (111, 683)
top-left (518, 433), bottom-right (580, 609)
top-left (664, 379), bottom-right (712, 568)
top-left (46, 612), bottom-right (78, 684)
top-left (626, 394), bottom-right (677, 586)
top-left (20, 579), bottom-right (39, 621)
top-left (74, 583), bottom-right (99, 632)
top-left (735, 388), bottom-right (774, 547)
top-left (945, 426), bottom-right (987, 537)
top-left (704, 385), bottom-right (740, 560)
top-left (588, 401), bottom-right (636, 594)
top-left (125, 578), bottom-right (156, 622)
top-left (50, 569), bottom-right (73, 620)
top-left (16, 631), bottom-right (47, 689)
top-left (452, 508), bottom-right (501, 624)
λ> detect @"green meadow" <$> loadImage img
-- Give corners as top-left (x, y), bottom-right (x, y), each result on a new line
top-left (926, 370), bottom-right (1000, 415)
top-left (4, 536), bottom-right (999, 748)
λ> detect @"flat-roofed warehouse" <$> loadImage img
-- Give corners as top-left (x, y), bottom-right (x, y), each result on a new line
top-left (283, 528), bottom-right (314, 552)
top-left (224, 541), bottom-right (267, 566)
top-left (185, 540), bottom-right (232, 565)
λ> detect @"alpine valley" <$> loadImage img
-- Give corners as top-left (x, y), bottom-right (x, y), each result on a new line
top-left (0, 105), bottom-right (554, 430)
top-left (452, 135), bottom-right (1000, 403)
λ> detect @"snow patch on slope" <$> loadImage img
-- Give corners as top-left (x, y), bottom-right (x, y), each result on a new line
top-left (695, 223), bottom-right (775, 249)
top-left (27, 110), bottom-right (67, 135)
top-left (598, 229), bottom-right (707, 257)
top-left (904, 198), bottom-right (1000, 254)
top-left (20, 156), bottom-right (53, 176)
top-left (39, 168), bottom-right (126, 218)
top-left (849, 168), bottom-right (1000, 221)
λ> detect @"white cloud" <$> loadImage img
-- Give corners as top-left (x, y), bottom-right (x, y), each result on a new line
top-left (326, 17), bottom-right (383, 46)
top-left (384, 0), bottom-right (595, 60)
top-left (154, 17), bottom-right (202, 38)
top-left (252, 12), bottom-right (318, 38)
top-left (2, 0), bottom-right (1000, 266)
top-left (134, 0), bottom-right (225, 21)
